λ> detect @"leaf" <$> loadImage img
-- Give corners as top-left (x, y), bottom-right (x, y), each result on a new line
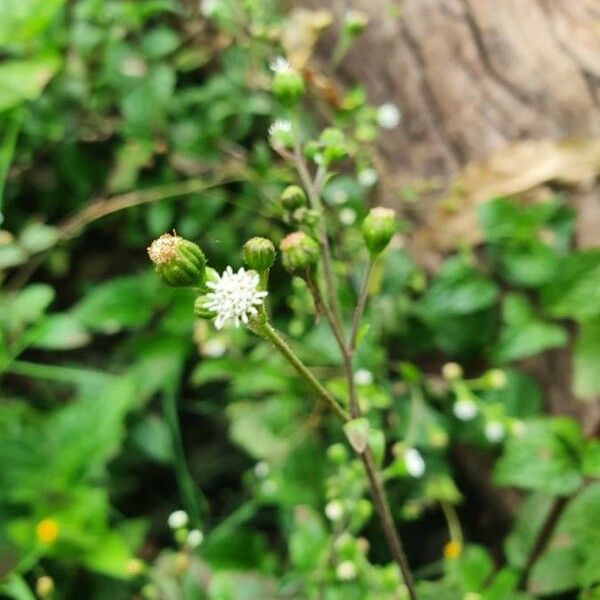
top-left (542, 250), bottom-right (600, 322)
top-left (83, 531), bottom-right (133, 579)
top-left (75, 274), bottom-right (159, 333)
top-left (30, 313), bottom-right (90, 349)
top-left (529, 546), bottom-right (580, 596)
top-left (458, 545), bottom-right (494, 592)
top-left (0, 0), bottom-right (65, 46)
top-left (18, 222), bottom-right (58, 254)
top-left (573, 318), bottom-right (600, 399)
top-left (343, 418), bottom-right (369, 453)
top-left (289, 505), bottom-right (327, 572)
top-left (1, 284), bottom-right (54, 329)
top-left (0, 56), bottom-right (61, 113)
top-left (493, 294), bottom-right (567, 363)
top-left (494, 419), bottom-right (583, 496)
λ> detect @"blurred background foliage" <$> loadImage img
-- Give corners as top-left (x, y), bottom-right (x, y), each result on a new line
top-left (0, 0), bottom-right (599, 599)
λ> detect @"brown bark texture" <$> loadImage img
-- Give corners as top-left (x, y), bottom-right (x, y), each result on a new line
top-left (293, 0), bottom-right (600, 428)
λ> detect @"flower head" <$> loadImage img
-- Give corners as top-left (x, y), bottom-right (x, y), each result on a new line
top-left (377, 103), bottom-right (401, 129)
top-left (443, 540), bottom-right (462, 559)
top-left (270, 56), bottom-right (293, 74)
top-left (148, 233), bottom-right (206, 288)
top-left (268, 119), bottom-right (293, 147)
top-left (201, 266), bottom-right (268, 330)
top-left (36, 518), bottom-right (59, 544)
top-left (404, 448), bottom-right (426, 478)
top-left (485, 421), bottom-right (505, 443)
top-left (453, 398), bottom-right (478, 421)
top-left (336, 560), bottom-right (357, 581)
top-left (168, 510), bottom-right (189, 530)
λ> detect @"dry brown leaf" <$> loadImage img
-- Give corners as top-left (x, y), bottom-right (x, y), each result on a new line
top-left (412, 138), bottom-right (600, 264)
top-left (280, 8), bottom-right (332, 70)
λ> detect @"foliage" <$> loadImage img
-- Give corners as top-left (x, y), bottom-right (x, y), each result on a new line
top-left (0, 1), bottom-right (598, 599)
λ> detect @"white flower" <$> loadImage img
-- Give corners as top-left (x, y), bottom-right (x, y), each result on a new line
top-left (485, 421), bottom-right (505, 443)
top-left (187, 529), bottom-right (204, 548)
top-left (268, 119), bottom-right (292, 137)
top-left (203, 338), bottom-right (227, 358)
top-left (168, 510), bottom-right (188, 530)
top-left (270, 56), bottom-right (293, 74)
top-left (404, 448), bottom-right (425, 478)
top-left (254, 461), bottom-right (270, 478)
top-left (339, 208), bottom-right (357, 225)
top-left (325, 500), bottom-right (344, 521)
top-left (358, 168), bottom-right (378, 187)
top-left (202, 266), bottom-right (268, 330)
top-left (377, 103), bottom-right (401, 129)
top-left (336, 560), bottom-right (357, 581)
top-left (354, 369), bottom-right (373, 386)
top-left (453, 399), bottom-right (478, 421)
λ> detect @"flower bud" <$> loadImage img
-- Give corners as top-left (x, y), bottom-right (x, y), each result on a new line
top-left (268, 120), bottom-right (294, 148)
top-left (243, 237), bottom-right (276, 273)
top-left (279, 231), bottom-right (320, 273)
top-left (319, 127), bottom-right (348, 164)
top-left (442, 362), bottom-right (463, 381)
top-left (194, 295), bottom-right (216, 320)
top-left (270, 57), bottom-right (304, 105)
top-left (361, 207), bottom-right (396, 256)
top-left (148, 233), bottom-right (206, 288)
top-left (343, 10), bottom-right (368, 37)
top-left (280, 185), bottom-right (307, 211)
top-left (36, 576), bottom-right (54, 599)
top-left (327, 443), bottom-right (348, 464)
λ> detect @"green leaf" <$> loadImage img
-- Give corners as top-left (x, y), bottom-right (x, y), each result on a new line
top-left (75, 274), bottom-right (159, 333)
top-left (542, 250), bottom-right (600, 322)
top-left (30, 313), bottom-right (90, 349)
top-left (0, 56), bottom-right (61, 113)
top-left (458, 545), bottom-right (494, 592)
top-left (493, 294), bottom-right (567, 363)
top-left (1, 283), bottom-right (54, 329)
top-left (529, 546), bottom-right (580, 596)
top-left (18, 222), bottom-right (58, 254)
top-left (500, 243), bottom-right (557, 288)
top-left (582, 440), bottom-right (600, 478)
top-left (0, 0), bottom-right (65, 46)
top-left (494, 419), bottom-right (583, 496)
top-left (289, 506), bottom-right (327, 572)
top-left (573, 318), bottom-right (600, 399)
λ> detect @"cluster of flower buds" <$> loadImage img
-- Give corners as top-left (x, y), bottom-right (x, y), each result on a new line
top-left (167, 510), bottom-right (204, 550)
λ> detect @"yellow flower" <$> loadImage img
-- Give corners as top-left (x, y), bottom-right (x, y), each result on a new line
top-left (443, 540), bottom-right (462, 559)
top-left (36, 519), bottom-right (59, 544)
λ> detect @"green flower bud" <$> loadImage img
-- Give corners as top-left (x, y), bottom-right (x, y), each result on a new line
top-left (147, 233), bottom-right (206, 288)
top-left (442, 362), bottom-right (463, 381)
top-left (361, 207), bottom-right (396, 256)
top-left (194, 295), bottom-right (216, 320)
top-left (279, 231), bottom-right (320, 273)
top-left (343, 10), bottom-right (368, 37)
top-left (319, 127), bottom-right (348, 164)
top-left (243, 237), bottom-right (276, 272)
top-left (280, 185), bottom-right (307, 211)
top-left (327, 443), bottom-right (348, 464)
top-left (270, 57), bottom-right (304, 105)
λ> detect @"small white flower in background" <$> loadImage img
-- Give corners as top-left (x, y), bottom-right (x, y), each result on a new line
top-left (331, 189), bottom-right (348, 205)
top-left (200, 0), bottom-right (219, 17)
top-left (404, 448), bottom-right (426, 478)
top-left (339, 208), bottom-right (357, 226)
top-left (202, 338), bottom-right (227, 358)
top-left (453, 399), bottom-right (478, 421)
top-left (354, 369), bottom-right (373, 386)
top-left (201, 266), bottom-right (268, 330)
top-left (268, 119), bottom-right (293, 147)
top-left (336, 560), bottom-right (357, 581)
top-left (325, 499), bottom-right (344, 521)
top-left (485, 421), bottom-right (505, 443)
top-left (270, 56), bottom-right (293, 74)
top-left (187, 529), bottom-right (204, 548)
top-left (168, 510), bottom-right (189, 530)
top-left (377, 103), bottom-right (401, 129)
top-left (254, 461), bottom-right (270, 478)
top-left (358, 168), bottom-right (378, 187)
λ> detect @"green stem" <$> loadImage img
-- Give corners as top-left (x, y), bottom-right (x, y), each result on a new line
top-left (349, 260), bottom-right (375, 352)
top-left (440, 500), bottom-right (463, 545)
top-left (258, 322), bottom-right (350, 422)
top-left (162, 390), bottom-right (210, 528)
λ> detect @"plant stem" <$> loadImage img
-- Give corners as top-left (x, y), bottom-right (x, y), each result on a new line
top-left (162, 389), bottom-right (210, 528)
top-left (517, 495), bottom-right (570, 590)
top-left (349, 260), bottom-right (375, 352)
top-left (361, 450), bottom-right (419, 600)
top-left (258, 322), bottom-right (350, 422)
top-left (257, 321), bottom-right (418, 599)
